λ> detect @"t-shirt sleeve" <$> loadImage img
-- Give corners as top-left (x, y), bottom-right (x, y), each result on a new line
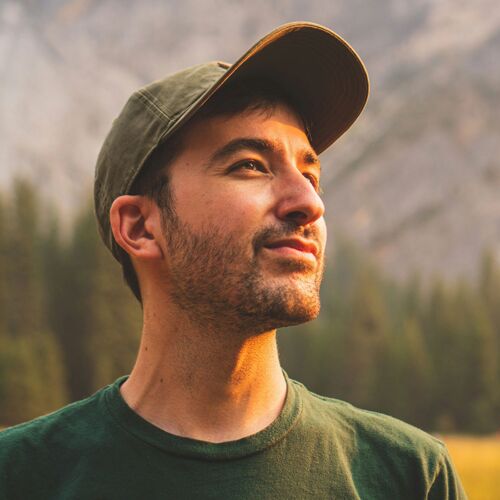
top-left (427, 445), bottom-right (468, 500)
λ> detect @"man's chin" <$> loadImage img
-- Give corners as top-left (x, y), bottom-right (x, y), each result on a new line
top-left (271, 268), bottom-right (321, 309)
top-left (247, 283), bottom-right (321, 331)
top-left (277, 298), bottom-right (321, 326)
top-left (249, 305), bottom-right (320, 334)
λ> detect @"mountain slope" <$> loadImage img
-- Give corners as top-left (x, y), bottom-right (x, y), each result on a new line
top-left (1, 0), bottom-right (499, 281)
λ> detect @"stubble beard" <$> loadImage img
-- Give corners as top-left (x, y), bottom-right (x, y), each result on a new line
top-left (161, 207), bottom-right (324, 335)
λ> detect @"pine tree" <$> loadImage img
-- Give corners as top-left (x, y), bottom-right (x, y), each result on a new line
top-left (396, 318), bottom-right (432, 428)
top-left (0, 196), bottom-right (7, 336)
top-left (4, 179), bottom-right (44, 338)
top-left (454, 283), bottom-right (497, 432)
top-left (340, 265), bottom-right (390, 410)
top-left (478, 250), bottom-right (500, 425)
top-left (0, 180), bottom-right (68, 424)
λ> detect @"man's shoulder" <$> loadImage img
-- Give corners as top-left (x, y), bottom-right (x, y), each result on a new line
top-left (290, 379), bottom-right (467, 498)
top-left (0, 382), bottom-right (124, 498)
top-left (0, 384), bottom-right (110, 464)
top-left (292, 379), bottom-right (446, 462)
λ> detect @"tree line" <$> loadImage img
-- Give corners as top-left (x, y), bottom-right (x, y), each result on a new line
top-left (0, 180), bottom-right (498, 433)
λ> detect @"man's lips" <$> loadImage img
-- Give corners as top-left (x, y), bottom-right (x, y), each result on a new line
top-left (263, 238), bottom-right (319, 257)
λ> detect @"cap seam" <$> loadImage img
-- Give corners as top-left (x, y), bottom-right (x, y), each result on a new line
top-left (136, 90), bottom-right (174, 122)
top-left (137, 88), bottom-right (205, 125)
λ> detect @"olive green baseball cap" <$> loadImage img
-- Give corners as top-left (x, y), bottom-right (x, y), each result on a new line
top-left (94, 21), bottom-right (369, 260)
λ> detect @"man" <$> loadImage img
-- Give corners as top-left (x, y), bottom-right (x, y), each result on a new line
top-left (0, 22), bottom-right (466, 499)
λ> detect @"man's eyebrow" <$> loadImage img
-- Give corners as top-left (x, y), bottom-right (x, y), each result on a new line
top-left (303, 150), bottom-right (321, 170)
top-left (206, 137), bottom-right (320, 170)
top-left (206, 138), bottom-right (277, 168)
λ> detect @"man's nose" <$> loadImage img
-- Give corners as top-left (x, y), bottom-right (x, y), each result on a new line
top-left (274, 168), bottom-right (325, 226)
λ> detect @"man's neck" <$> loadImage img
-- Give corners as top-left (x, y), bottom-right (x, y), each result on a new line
top-left (120, 303), bottom-right (287, 443)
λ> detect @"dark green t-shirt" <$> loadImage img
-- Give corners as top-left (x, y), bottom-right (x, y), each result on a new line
top-left (0, 375), bottom-right (466, 499)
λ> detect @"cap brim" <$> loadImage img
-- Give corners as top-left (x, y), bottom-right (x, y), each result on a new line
top-left (174, 22), bottom-right (369, 154)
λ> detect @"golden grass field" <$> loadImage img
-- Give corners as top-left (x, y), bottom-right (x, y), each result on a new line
top-left (442, 434), bottom-right (500, 500)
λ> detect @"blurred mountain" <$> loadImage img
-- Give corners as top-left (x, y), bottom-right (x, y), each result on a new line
top-left (1, 0), bottom-right (499, 281)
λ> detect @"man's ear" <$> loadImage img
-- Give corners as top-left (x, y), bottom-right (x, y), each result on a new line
top-left (109, 195), bottom-right (163, 260)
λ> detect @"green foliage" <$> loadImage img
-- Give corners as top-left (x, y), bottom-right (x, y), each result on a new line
top-left (0, 181), bottom-right (499, 433)
top-left (2, 180), bottom-right (45, 338)
top-left (0, 182), bottom-right (68, 424)
top-left (0, 332), bottom-right (68, 425)
top-left (0, 197), bottom-right (7, 335)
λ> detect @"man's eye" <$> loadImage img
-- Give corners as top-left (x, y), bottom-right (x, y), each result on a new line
top-left (304, 173), bottom-right (321, 192)
top-left (231, 160), bottom-right (266, 172)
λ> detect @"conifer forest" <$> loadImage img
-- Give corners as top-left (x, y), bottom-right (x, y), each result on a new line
top-left (0, 180), bottom-right (499, 433)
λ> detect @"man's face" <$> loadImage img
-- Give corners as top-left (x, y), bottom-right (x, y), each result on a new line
top-left (155, 103), bottom-right (327, 334)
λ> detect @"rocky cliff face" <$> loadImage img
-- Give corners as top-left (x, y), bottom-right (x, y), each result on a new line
top-left (1, 0), bottom-right (499, 281)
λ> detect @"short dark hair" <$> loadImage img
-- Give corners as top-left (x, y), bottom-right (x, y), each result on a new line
top-left (120, 80), bottom-right (309, 303)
